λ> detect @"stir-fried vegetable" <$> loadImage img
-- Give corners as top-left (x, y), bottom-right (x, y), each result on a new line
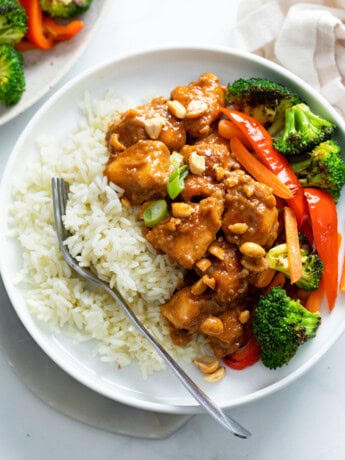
top-left (0, 0), bottom-right (90, 106)
top-left (283, 206), bottom-right (302, 285)
top-left (143, 200), bottom-right (168, 227)
top-left (167, 164), bottom-right (189, 199)
top-left (304, 188), bottom-right (338, 310)
top-left (223, 337), bottom-right (261, 370)
top-left (19, 0), bottom-right (84, 49)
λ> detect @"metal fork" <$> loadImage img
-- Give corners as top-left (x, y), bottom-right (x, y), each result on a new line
top-left (51, 177), bottom-right (251, 439)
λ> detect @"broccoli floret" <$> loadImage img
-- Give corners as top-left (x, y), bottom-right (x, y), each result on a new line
top-left (290, 140), bottom-right (345, 203)
top-left (225, 77), bottom-right (302, 135)
top-left (40, 0), bottom-right (93, 18)
top-left (0, 43), bottom-right (25, 106)
top-left (252, 286), bottom-right (321, 369)
top-left (273, 103), bottom-right (336, 156)
top-left (0, 0), bottom-right (27, 46)
top-left (266, 242), bottom-right (323, 291)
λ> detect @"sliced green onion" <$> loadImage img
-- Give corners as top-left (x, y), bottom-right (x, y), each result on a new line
top-left (167, 164), bottom-right (188, 199)
top-left (170, 151), bottom-right (184, 169)
top-left (143, 200), bottom-right (168, 227)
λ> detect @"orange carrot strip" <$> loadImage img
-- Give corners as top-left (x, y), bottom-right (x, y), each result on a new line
top-left (284, 206), bottom-right (302, 285)
top-left (20, 0), bottom-right (54, 49)
top-left (229, 137), bottom-right (293, 200)
top-left (305, 279), bottom-right (325, 312)
top-left (218, 119), bottom-right (251, 148)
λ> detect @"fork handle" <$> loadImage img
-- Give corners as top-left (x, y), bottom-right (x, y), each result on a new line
top-left (100, 283), bottom-right (251, 439)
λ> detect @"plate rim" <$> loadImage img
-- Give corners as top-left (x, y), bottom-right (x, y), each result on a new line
top-left (1, 44), bottom-right (345, 414)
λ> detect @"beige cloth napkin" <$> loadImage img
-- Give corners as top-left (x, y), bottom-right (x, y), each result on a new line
top-left (231, 0), bottom-right (345, 118)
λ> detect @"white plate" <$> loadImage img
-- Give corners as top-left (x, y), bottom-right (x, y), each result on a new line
top-left (0, 0), bottom-right (110, 126)
top-left (1, 46), bottom-right (345, 414)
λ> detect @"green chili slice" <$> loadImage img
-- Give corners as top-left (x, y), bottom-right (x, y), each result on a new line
top-left (143, 200), bottom-right (168, 227)
top-left (167, 164), bottom-right (188, 199)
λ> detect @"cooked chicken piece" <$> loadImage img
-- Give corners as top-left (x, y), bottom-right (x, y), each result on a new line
top-left (146, 195), bottom-right (224, 269)
top-left (208, 309), bottom-right (245, 358)
top-left (106, 96), bottom-right (186, 154)
top-left (222, 170), bottom-right (279, 248)
top-left (181, 175), bottom-right (223, 202)
top-left (205, 239), bottom-right (249, 307)
top-left (195, 131), bottom-right (231, 148)
top-left (170, 73), bottom-right (225, 138)
top-left (160, 286), bottom-right (222, 333)
top-left (104, 140), bottom-right (171, 205)
top-left (181, 142), bottom-right (232, 180)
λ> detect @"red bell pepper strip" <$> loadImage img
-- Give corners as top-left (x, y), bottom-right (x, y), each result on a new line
top-left (223, 337), bottom-right (261, 370)
top-left (42, 17), bottom-right (84, 42)
top-left (304, 188), bottom-right (338, 310)
top-left (15, 39), bottom-right (36, 52)
top-left (220, 108), bottom-right (310, 233)
top-left (19, 0), bottom-right (54, 49)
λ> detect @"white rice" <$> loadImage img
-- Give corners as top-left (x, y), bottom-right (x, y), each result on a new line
top-left (9, 91), bottom-right (209, 377)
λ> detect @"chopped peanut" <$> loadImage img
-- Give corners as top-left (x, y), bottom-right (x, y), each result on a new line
top-left (144, 117), bottom-right (164, 139)
top-left (191, 278), bottom-right (208, 296)
top-left (240, 242), bottom-right (266, 259)
top-left (201, 274), bottom-right (216, 290)
top-left (203, 366), bottom-right (226, 382)
top-left (194, 355), bottom-right (220, 374)
top-left (171, 202), bottom-right (194, 218)
top-left (165, 218), bottom-right (181, 231)
top-left (189, 151), bottom-right (206, 175)
top-left (195, 258), bottom-right (212, 273)
top-left (200, 316), bottom-right (224, 336)
top-left (228, 223), bottom-right (248, 235)
top-left (214, 166), bottom-right (225, 182)
top-left (208, 243), bottom-right (225, 261)
top-left (239, 310), bottom-right (250, 324)
top-left (167, 100), bottom-right (186, 119)
top-left (109, 133), bottom-right (126, 151)
top-left (185, 100), bottom-right (208, 118)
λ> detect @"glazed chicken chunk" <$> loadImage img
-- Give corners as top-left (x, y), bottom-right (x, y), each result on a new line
top-left (170, 73), bottom-right (226, 138)
top-left (104, 140), bottom-right (171, 205)
top-left (181, 142), bottom-right (232, 181)
top-left (106, 96), bottom-right (186, 154)
top-left (181, 175), bottom-right (223, 202)
top-left (205, 239), bottom-right (249, 308)
top-left (208, 308), bottom-right (245, 358)
top-left (222, 170), bottom-right (279, 249)
top-left (160, 286), bottom-right (222, 334)
top-left (161, 287), bottom-right (245, 357)
top-left (146, 195), bottom-right (224, 269)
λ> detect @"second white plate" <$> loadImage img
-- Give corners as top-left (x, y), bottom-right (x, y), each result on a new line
top-left (0, 0), bottom-right (111, 126)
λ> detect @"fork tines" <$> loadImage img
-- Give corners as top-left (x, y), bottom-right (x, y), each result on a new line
top-left (51, 177), bottom-right (70, 247)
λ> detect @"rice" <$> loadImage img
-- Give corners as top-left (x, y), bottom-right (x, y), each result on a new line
top-left (8, 91), bottom-right (210, 377)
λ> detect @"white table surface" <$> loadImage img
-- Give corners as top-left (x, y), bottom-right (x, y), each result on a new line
top-left (1, 1), bottom-right (345, 459)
